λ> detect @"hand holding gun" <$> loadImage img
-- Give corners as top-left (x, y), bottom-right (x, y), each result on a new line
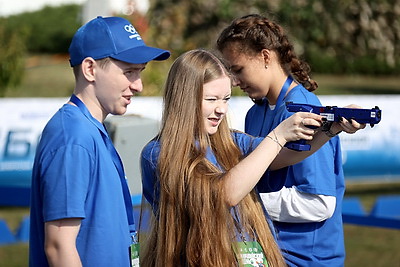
top-left (285, 102), bottom-right (382, 151)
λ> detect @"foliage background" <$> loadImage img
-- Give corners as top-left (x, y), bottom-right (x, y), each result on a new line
top-left (0, 0), bottom-right (399, 97)
top-left (147, 0), bottom-right (400, 74)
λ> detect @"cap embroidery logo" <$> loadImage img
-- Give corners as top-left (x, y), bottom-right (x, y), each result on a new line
top-left (124, 24), bottom-right (142, 40)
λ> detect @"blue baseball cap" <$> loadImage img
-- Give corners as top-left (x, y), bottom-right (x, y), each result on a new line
top-left (69, 16), bottom-right (170, 67)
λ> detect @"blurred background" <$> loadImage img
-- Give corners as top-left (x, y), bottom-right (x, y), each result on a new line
top-left (0, 0), bottom-right (399, 266)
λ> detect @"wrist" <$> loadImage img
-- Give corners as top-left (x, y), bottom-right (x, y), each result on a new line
top-left (321, 121), bottom-right (342, 137)
top-left (266, 130), bottom-right (284, 148)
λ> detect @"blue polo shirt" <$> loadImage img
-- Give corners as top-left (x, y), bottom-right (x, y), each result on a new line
top-left (29, 103), bottom-right (132, 267)
top-left (245, 85), bottom-right (345, 266)
top-left (141, 131), bottom-right (286, 216)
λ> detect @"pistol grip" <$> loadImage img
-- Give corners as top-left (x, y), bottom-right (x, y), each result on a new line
top-left (285, 140), bottom-right (311, 151)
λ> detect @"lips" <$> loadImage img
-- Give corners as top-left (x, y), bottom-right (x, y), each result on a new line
top-left (208, 117), bottom-right (221, 127)
top-left (123, 96), bottom-right (132, 105)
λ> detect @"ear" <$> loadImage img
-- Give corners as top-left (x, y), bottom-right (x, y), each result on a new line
top-left (81, 57), bottom-right (96, 82)
top-left (261, 49), bottom-right (271, 65)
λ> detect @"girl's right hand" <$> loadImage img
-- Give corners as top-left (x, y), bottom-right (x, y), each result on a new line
top-left (273, 112), bottom-right (323, 145)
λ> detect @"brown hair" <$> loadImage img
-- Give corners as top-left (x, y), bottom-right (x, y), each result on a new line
top-left (72, 57), bottom-right (112, 79)
top-left (140, 49), bottom-right (286, 267)
top-left (217, 14), bottom-right (318, 92)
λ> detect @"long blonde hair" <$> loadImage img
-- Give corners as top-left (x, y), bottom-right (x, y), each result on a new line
top-left (140, 49), bottom-right (286, 267)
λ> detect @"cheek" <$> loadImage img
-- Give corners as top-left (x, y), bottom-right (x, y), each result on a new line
top-left (201, 106), bottom-right (209, 118)
top-left (201, 103), bottom-right (213, 118)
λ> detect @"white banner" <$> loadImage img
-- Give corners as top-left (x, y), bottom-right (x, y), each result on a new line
top-left (0, 95), bottom-right (399, 187)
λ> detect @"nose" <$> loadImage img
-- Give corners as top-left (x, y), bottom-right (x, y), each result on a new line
top-left (130, 78), bottom-right (143, 93)
top-left (215, 101), bottom-right (228, 115)
top-left (232, 75), bottom-right (240, 87)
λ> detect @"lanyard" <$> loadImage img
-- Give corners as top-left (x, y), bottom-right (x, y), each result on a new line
top-left (69, 94), bottom-right (136, 233)
top-left (259, 75), bottom-right (293, 135)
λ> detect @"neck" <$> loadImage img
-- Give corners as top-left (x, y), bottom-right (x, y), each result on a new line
top-left (73, 91), bottom-right (105, 123)
top-left (265, 74), bottom-right (290, 105)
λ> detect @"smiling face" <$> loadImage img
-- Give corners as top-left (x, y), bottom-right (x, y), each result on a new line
top-left (221, 45), bottom-right (271, 101)
top-left (202, 75), bottom-right (232, 135)
top-left (94, 59), bottom-right (146, 119)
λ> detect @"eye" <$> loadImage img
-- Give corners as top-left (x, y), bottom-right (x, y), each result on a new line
top-left (124, 67), bottom-right (145, 76)
top-left (231, 67), bottom-right (242, 74)
top-left (223, 96), bottom-right (231, 102)
top-left (205, 97), bottom-right (217, 102)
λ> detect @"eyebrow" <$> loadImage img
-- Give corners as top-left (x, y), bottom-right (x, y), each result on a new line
top-left (123, 64), bottom-right (147, 71)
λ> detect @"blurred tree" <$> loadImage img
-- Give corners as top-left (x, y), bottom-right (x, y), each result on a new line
top-left (147, 0), bottom-right (274, 57)
top-left (277, 0), bottom-right (400, 74)
top-left (0, 20), bottom-right (26, 97)
top-left (5, 4), bottom-right (82, 54)
top-left (147, 0), bottom-right (400, 74)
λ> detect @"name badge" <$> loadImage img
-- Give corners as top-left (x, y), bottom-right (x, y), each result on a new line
top-left (130, 231), bottom-right (139, 267)
top-left (233, 241), bottom-right (268, 267)
top-left (130, 243), bottom-right (139, 267)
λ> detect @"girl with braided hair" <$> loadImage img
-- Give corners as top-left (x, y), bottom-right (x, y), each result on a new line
top-left (217, 14), bottom-right (347, 266)
top-left (139, 49), bottom-right (363, 267)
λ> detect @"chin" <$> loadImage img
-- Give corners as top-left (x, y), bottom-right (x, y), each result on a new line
top-left (207, 129), bottom-right (218, 135)
top-left (247, 93), bottom-right (261, 99)
top-left (112, 108), bottom-right (127, 116)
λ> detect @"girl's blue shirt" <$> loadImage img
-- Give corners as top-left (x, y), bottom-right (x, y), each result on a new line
top-left (245, 84), bottom-right (345, 266)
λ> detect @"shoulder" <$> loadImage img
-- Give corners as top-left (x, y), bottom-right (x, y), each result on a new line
top-left (39, 104), bottom-right (101, 153)
top-left (141, 137), bottom-right (160, 165)
top-left (286, 84), bottom-right (321, 105)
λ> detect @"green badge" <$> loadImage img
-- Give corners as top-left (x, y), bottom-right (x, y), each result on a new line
top-left (233, 241), bottom-right (268, 267)
top-left (131, 243), bottom-right (140, 267)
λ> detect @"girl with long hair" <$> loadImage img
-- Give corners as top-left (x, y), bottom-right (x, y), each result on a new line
top-left (139, 49), bottom-right (363, 267)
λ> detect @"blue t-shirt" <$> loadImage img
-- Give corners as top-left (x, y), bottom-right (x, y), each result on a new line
top-left (29, 103), bottom-right (132, 267)
top-left (245, 85), bottom-right (345, 266)
top-left (140, 131), bottom-right (286, 216)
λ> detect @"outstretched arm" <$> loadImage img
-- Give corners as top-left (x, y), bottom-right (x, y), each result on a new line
top-left (223, 110), bottom-right (365, 206)
top-left (223, 112), bottom-right (322, 206)
top-left (270, 116), bottom-right (364, 170)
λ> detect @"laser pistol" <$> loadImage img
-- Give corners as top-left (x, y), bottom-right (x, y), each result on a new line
top-left (284, 102), bottom-right (382, 151)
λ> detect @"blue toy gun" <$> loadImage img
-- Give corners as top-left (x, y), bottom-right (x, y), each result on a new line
top-left (285, 102), bottom-right (382, 151)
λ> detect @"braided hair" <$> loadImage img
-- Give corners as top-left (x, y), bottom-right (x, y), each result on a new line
top-left (217, 14), bottom-right (318, 92)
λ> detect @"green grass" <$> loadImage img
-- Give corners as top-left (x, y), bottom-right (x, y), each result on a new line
top-left (4, 53), bottom-right (172, 98)
top-left (4, 54), bottom-right (400, 98)
top-left (5, 54), bottom-right (75, 98)
top-left (313, 74), bottom-right (400, 95)
top-left (0, 207), bottom-right (29, 267)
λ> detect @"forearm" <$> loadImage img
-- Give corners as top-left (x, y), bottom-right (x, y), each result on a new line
top-left (224, 133), bottom-right (283, 206)
top-left (270, 119), bottom-right (358, 170)
top-left (224, 112), bottom-right (321, 206)
top-left (270, 129), bottom-right (331, 170)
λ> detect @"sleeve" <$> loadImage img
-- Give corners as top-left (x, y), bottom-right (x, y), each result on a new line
top-left (245, 104), bottom-right (257, 134)
top-left (41, 145), bottom-right (92, 222)
top-left (259, 186), bottom-right (336, 223)
top-left (140, 143), bottom-right (159, 213)
top-left (245, 101), bottom-right (266, 136)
